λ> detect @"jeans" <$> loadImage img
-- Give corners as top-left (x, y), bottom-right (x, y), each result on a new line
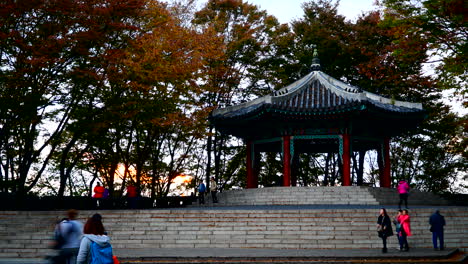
top-left (199, 192), bottom-right (205, 204)
top-left (211, 191), bottom-right (218, 203)
top-left (399, 234), bottom-right (409, 250)
top-left (432, 230), bottom-right (444, 249)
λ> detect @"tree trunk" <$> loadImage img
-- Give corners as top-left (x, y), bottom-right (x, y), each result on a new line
top-left (377, 147), bottom-right (384, 186)
top-left (323, 152), bottom-right (331, 186)
top-left (357, 151), bottom-right (365, 185)
top-left (205, 126), bottom-right (213, 189)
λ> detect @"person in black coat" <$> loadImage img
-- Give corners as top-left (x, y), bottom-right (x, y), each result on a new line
top-left (377, 208), bottom-right (394, 253)
top-left (429, 210), bottom-right (446, 250)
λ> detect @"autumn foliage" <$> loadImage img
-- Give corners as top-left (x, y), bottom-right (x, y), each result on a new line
top-left (0, 0), bottom-right (465, 198)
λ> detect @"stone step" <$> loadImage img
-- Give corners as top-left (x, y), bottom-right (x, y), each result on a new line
top-left (198, 187), bottom-right (450, 207)
top-left (112, 248), bottom-right (468, 264)
top-left (119, 255), bottom-right (468, 264)
top-left (1, 207), bottom-right (467, 258)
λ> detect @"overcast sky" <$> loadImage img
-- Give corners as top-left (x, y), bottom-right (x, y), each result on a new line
top-left (244, 0), bottom-right (378, 23)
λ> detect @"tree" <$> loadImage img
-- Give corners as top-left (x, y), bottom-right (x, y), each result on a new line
top-left (193, 0), bottom-right (292, 189)
top-left (391, 104), bottom-right (467, 193)
top-left (116, 0), bottom-right (225, 198)
top-left (379, 0), bottom-right (467, 106)
top-left (0, 0), bottom-right (144, 196)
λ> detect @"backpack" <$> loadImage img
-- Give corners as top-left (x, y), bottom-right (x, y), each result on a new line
top-left (90, 241), bottom-right (113, 264)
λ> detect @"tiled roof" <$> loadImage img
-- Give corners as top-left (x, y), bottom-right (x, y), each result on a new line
top-left (211, 70), bottom-right (424, 121)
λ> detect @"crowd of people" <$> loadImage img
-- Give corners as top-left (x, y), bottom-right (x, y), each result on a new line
top-left (376, 180), bottom-right (447, 253)
top-left (92, 182), bottom-right (140, 209)
top-left (377, 208), bottom-right (446, 253)
top-left (52, 179), bottom-right (447, 263)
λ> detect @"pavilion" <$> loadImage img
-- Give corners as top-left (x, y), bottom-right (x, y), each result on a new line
top-left (209, 51), bottom-right (426, 188)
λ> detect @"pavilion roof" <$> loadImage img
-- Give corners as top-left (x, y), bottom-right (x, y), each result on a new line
top-left (210, 53), bottom-right (427, 140)
top-left (211, 70), bottom-right (424, 121)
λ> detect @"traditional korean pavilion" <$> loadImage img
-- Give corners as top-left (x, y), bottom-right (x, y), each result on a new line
top-left (209, 51), bottom-right (426, 188)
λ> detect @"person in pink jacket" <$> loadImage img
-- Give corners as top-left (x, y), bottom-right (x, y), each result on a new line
top-left (397, 180), bottom-right (410, 209)
top-left (397, 209), bottom-right (412, 251)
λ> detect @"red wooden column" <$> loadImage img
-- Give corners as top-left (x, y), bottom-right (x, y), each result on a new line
top-left (342, 133), bottom-right (351, 186)
top-left (246, 140), bottom-right (256, 188)
top-left (382, 137), bottom-right (391, 188)
top-left (283, 136), bottom-right (291, 187)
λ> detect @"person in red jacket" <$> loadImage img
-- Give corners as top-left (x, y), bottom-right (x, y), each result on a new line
top-left (126, 184), bottom-right (139, 209)
top-left (93, 182), bottom-right (105, 208)
top-left (93, 182), bottom-right (105, 198)
top-left (397, 209), bottom-right (412, 251)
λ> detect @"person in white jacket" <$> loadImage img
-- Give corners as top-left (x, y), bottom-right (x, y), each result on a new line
top-left (76, 214), bottom-right (111, 264)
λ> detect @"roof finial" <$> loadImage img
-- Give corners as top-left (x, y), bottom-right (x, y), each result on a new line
top-left (311, 44), bottom-right (321, 71)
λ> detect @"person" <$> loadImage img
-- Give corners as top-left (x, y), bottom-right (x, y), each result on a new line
top-left (93, 182), bottom-right (105, 208)
top-left (101, 188), bottom-right (110, 209)
top-left (397, 180), bottom-right (410, 209)
top-left (397, 209), bottom-right (412, 251)
top-left (198, 182), bottom-right (206, 204)
top-left (77, 214), bottom-right (112, 264)
top-left (52, 209), bottom-right (83, 264)
top-left (210, 177), bottom-right (218, 203)
top-left (429, 209), bottom-right (446, 250)
top-left (102, 188), bottom-right (109, 199)
top-left (377, 208), bottom-right (393, 253)
top-left (393, 210), bottom-right (403, 249)
top-left (126, 184), bottom-right (139, 209)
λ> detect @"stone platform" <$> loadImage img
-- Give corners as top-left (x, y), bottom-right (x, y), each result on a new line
top-left (200, 186), bottom-right (450, 207)
top-left (1, 206), bottom-right (467, 258)
top-left (0, 187), bottom-right (465, 262)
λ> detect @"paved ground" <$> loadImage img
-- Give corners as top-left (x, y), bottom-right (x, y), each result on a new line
top-left (0, 248), bottom-right (457, 264)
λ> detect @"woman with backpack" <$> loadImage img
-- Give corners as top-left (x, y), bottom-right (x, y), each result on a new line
top-left (77, 214), bottom-right (114, 264)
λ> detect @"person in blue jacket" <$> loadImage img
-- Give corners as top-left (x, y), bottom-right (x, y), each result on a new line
top-left (429, 210), bottom-right (446, 250)
top-left (198, 182), bottom-right (206, 204)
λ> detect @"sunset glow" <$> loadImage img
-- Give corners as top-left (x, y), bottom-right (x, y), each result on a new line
top-left (116, 163), bottom-right (136, 177)
top-left (172, 174), bottom-right (193, 185)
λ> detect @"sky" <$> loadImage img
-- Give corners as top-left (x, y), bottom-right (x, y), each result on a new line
top-left (240, 0), bottom-right (378, 23)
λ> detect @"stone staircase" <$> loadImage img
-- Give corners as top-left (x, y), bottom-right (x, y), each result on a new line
top-left (0, 206), bottom-right (467, 259)
top-left (367, 187), bottom-right (450, 206)
top-left (200, 186), bottom-right (450, 206)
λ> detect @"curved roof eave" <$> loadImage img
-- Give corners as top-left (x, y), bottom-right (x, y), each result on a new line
top-left (211, 70), bottom-right (424, 119)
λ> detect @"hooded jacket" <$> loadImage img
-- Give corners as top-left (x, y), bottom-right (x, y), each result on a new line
top-left (397, 181), bottom-right (410, 194)
top-left (398, 214), bottom-right (412, 236)
top-left (77, 234), bottom-right (111, 264)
